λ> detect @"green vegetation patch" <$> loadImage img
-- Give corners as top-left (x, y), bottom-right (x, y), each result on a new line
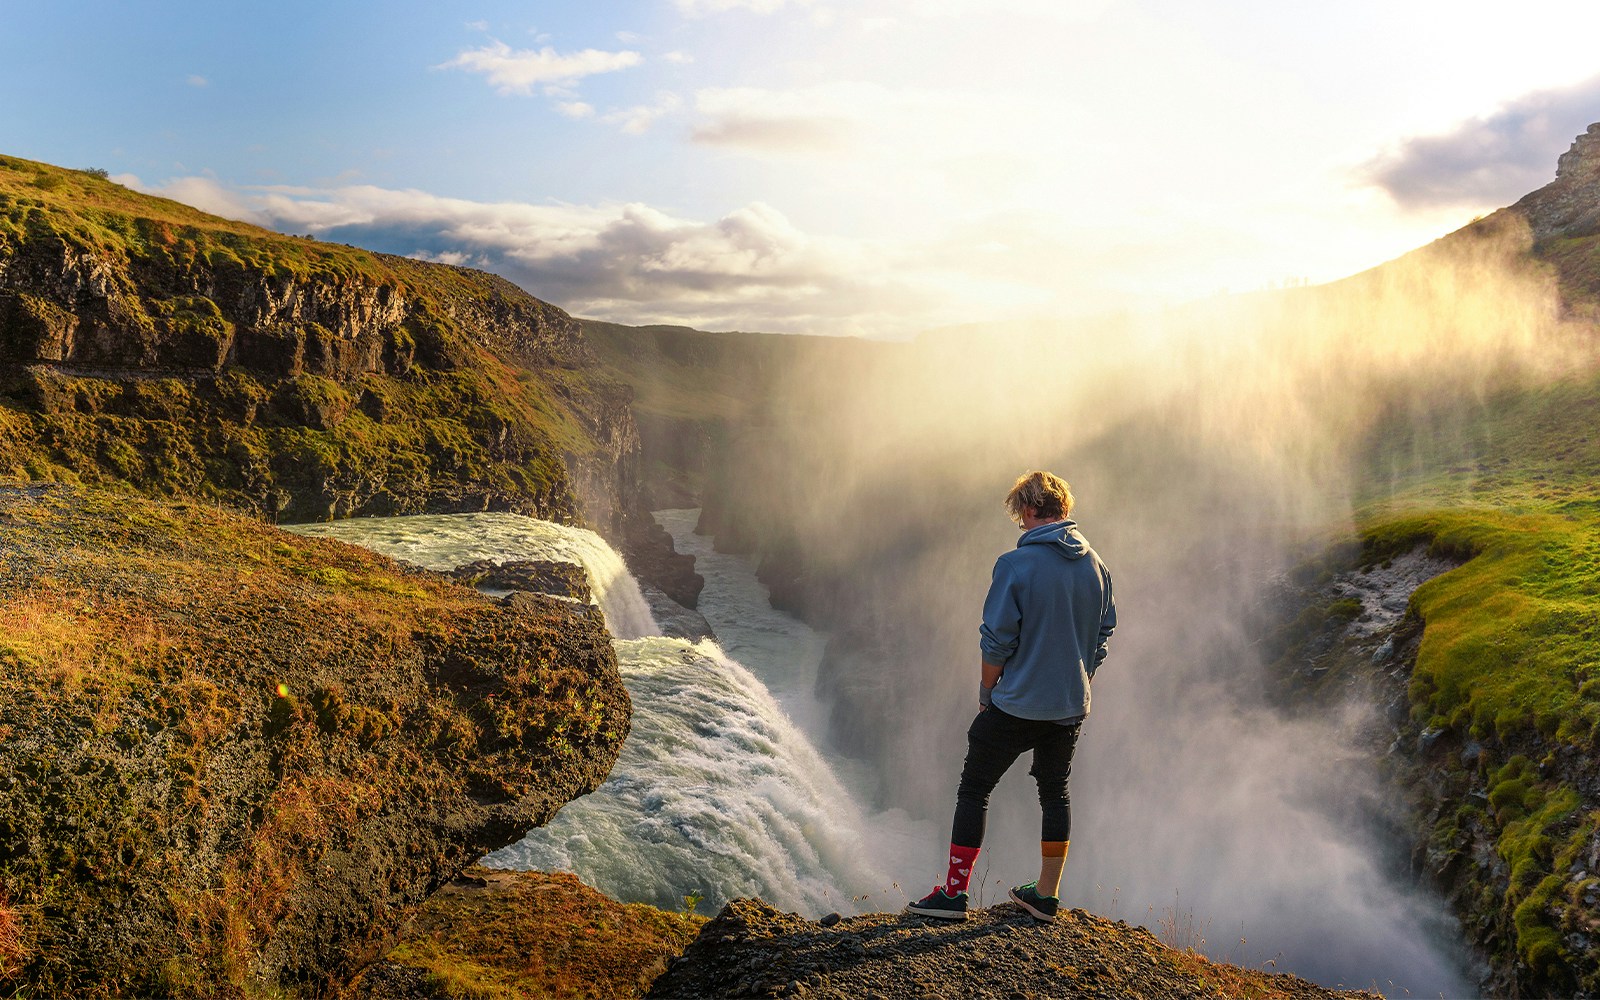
top-left (1362, 507), bottom-right (1600, 745)
top-left (1355, 363), bottom-right (1600, 989)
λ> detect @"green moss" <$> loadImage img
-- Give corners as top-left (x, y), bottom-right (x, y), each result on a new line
top-left (1354, 363), bottom-right (1600, 989)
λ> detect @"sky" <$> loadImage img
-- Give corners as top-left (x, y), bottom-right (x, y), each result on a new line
top-left (6, 0), bottom-right (1600, 338)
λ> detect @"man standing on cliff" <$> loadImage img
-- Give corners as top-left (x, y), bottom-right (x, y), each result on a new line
top-left (907, 470), bottom-right (1116, 923)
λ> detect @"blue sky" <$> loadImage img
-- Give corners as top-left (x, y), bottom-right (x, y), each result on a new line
top-left (7, 1), bottom-right (1600, 336)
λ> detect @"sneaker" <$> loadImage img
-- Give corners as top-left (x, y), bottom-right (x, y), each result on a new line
top-left (906, 887), bottom-right (968, 920)
top-left (1009, 882), bottom-right (1059, 922)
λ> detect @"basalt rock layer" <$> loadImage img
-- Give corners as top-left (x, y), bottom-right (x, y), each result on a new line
top-left (0, 154), bottom-right (645, 540)
top-left (0, 485), bottom-right (630, 998)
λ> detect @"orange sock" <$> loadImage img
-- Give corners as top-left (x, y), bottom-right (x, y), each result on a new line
top-left (1038, 840), bottom-right (1068, 897)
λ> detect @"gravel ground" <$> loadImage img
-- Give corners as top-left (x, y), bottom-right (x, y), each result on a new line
top-left (648, 898), bottom-right (1382, 1000)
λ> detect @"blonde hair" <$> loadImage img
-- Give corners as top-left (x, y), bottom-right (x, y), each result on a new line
top-left (1004, 470), bottom-right (1075, 523)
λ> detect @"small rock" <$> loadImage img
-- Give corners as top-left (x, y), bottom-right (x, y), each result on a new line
top-left (1418, 728), bottom-right (1445, 752)
top-left (819, 912), bottom-right (842, 928)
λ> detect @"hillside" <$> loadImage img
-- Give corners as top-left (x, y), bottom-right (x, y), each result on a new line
top-left (579, 320), bottom-right (894, 510)
top-left (0, 154), bottom-right (644, 539)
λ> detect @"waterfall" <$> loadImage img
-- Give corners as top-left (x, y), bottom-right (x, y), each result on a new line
top-left (487, 636), bottom-right (890, 914)
top-left (287, 512), bottom-right (658, 639)
top-left (284, 512), bottom-right (904, 916)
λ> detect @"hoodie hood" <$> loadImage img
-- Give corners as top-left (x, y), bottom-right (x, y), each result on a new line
top-left (1017, 519), bottom-right (1089, 559)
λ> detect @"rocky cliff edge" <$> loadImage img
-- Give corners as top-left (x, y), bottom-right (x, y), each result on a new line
top-left (0, 484), bottom-right (630, 997)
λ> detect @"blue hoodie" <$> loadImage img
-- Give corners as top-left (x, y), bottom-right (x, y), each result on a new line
top-left (979, 520), bottom-right (1116, 721)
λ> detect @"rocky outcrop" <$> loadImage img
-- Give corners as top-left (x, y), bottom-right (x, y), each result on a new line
top-left (1502, 120), bottom-right (1600, 311)
top-left (0, 485), bottom-right (630, 998)
top-left (648, 898), bottom-right (1379, 1000)
top-left (448, 558), bottom-right (593, 601)
top-left (622, 515), bottom-right (704, 608)
top-left (1512, 123), bottom-right (1600, 245)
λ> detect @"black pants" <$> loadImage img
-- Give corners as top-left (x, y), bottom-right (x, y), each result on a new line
top-left (952, 706), bottom-right (1081, 848)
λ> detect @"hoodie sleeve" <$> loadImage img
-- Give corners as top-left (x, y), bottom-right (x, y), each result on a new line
top-left (979, 558), bottom-right (1022, 666)
top-left (1089, 569), bottom-right (1115, 677)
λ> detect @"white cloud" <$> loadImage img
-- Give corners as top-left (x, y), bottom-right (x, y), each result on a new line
top-left (133, 176), bottom-right (261, 222)
top-left (674, 0), bottom-right (803, 15)
top-left (1362, 74), bottom-right (1600, 210)
top-left (438, 41), bottom-right (642, 95)
top-left (601, 93), bottom-right (683, 135)
top-left (115, 175), bottom-right (944, 336)
top-left (186, 74), bottom-right (209, 88)
top-left (888, 0), bottom-right (1114, 20)
top-left (689, 82), bottom-right (975, 156)
top-left (555, 101), bottom-right (595, 119)
top-left (691, 86), bottom-right (867, 153)
top-left (663, 50), bottom-right (695, 64)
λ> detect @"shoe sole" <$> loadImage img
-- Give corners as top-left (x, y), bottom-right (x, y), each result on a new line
top-left (1008, 888), bottom-right (1057, 922)
top-left (905, 903), bottom-right (967, 921)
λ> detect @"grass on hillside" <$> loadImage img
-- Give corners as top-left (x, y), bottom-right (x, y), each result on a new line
top-left (1354, 364), bottom-right (1600, 983)
top-left (0, 156), bottom-right (391, 288)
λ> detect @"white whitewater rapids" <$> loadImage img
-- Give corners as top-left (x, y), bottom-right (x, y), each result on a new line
top-left (287, 512), bottom-right (910, 915)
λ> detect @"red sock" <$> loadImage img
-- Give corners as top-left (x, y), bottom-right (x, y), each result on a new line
top-left (943, 844), bottom-right (981, 895)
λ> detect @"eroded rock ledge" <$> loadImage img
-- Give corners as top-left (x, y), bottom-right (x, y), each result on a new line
top-left (0, 485), bottom-right (630, 998)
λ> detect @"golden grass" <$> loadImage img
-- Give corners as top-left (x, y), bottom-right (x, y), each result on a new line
top-left (379, 869), bottom-right (704, 1000)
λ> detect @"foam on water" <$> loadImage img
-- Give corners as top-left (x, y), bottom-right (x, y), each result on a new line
top-left (286, 512), bottom-right (657, 639)
top-left (487, 636), bottom-right (892, 914)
